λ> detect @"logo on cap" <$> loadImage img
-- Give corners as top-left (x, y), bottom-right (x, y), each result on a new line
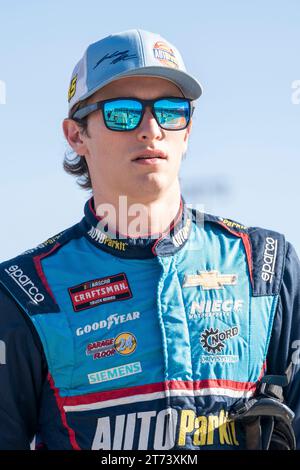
top-left (153, 41), bottom-right (179, 69)
top-left (68, 75), bottom-right (78, 102)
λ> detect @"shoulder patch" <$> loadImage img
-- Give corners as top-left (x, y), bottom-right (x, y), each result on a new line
top-left (20, 223), bottom-right (81, 256)
top-left (217, 217), bottom-right (248, 232)
top-left (196, 211), bottom-right (286, 296)
top-left (247, 227), bottom-right (286, 297)
top-left (0, 223), bottom-right (83, 315)
top-left (194, 211), bottom-right (248, 233)
top-left (0, 255), bottom-right (60, 315)
top-left (21, 232), bottom-right (66, 256)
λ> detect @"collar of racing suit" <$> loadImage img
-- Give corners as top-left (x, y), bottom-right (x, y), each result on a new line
top-left (79, 197), bottom-right (193, 259)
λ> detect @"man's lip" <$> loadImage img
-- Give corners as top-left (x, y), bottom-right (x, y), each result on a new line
top-left (132, 150), bottom-right (167, 161)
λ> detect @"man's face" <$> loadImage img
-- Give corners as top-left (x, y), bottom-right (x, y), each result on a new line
top-left (66, 76), bottom-right (192, 202)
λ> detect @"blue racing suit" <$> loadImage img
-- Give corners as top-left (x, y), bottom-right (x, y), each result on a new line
top-left (0, 197), bottom-right (299, 450)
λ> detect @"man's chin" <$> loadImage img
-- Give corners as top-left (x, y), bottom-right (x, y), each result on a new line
top-left (132, 174), bottom-right (170, 198)
top-left (123, 173), bottom-right (171, 202)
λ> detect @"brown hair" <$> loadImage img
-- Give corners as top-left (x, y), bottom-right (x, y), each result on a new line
top-left (63, 99), bottom-right (92, 190)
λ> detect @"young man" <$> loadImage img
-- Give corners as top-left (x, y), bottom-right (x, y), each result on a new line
top-left (0, 29), bottom-right (299, 451)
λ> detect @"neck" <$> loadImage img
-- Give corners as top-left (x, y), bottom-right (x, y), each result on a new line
top-left (92, 183), bottom-right (182, 238)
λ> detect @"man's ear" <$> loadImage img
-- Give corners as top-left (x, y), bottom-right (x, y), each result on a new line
top-left (62, 119), bottom-right (88, 156)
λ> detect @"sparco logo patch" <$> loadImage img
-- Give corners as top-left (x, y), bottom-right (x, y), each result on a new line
top-left (261, 237), bottom-right (277, 283)
top-left (200, 326), bottom-right (239, 354)
top-left (69, 273), bottom-right (132, 312)
top-left (5, 265), bottom-right (45, 304)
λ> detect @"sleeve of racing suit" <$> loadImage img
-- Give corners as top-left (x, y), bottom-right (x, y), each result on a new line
top-left (0, 283), bottom-right (47, 449)
top-left (266, 241), bottom-right (300, 449)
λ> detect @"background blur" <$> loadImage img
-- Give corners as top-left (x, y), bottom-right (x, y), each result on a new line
top-left (0, 0), bottom-right (299, 260)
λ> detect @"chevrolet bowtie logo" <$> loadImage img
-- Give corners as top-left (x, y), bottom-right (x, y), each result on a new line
top-left (183, 271), bottom-right (237, 290)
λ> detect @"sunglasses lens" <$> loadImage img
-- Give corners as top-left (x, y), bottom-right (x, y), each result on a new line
top-left (154, 98), bottom-right (190, 129)
top-left (103, 100), bottom-right (142, 130)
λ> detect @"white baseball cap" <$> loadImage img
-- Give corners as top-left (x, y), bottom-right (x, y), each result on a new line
top-left (68, 29), bottom-right (203, 116)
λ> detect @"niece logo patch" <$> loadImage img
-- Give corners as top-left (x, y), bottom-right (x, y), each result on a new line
top-left (69, 273), bottom-right (132, 312)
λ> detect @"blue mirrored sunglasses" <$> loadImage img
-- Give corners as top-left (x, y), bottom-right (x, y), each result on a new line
top-left (72, 97), bottom-right (194, 131)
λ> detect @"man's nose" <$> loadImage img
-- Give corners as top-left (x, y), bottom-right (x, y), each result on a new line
top-left (136, 107), bottom-right (163, 141)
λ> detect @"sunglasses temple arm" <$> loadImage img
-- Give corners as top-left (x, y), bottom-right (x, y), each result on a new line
top-left (72, 102), bottom-right (101, 120)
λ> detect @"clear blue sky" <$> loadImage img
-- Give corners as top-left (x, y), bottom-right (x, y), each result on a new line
top-left (0, 0), bottom-right (299, 260)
